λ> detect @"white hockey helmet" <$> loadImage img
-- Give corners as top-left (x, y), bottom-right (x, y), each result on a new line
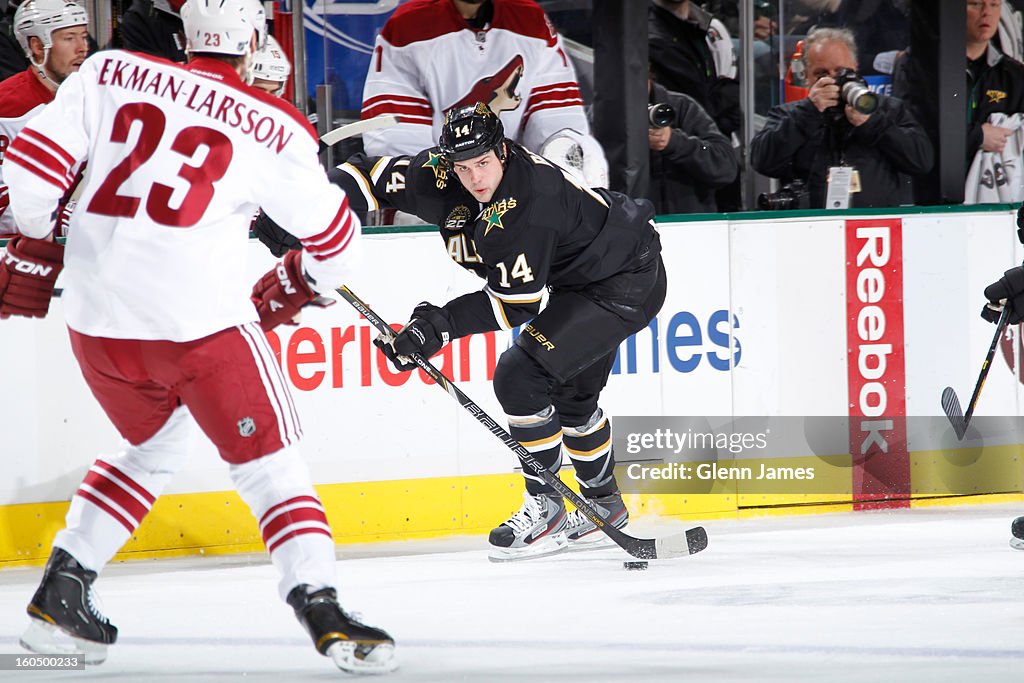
top-left (252, 35), bottom-right (291, 93)
top-left (180, 0), bottom-right (266, 58)
top-left (13, 0), bottom-right (88, 57)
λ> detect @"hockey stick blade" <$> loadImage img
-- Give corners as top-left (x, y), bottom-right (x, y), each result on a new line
top-left (940, 386), bottom-right (967, 440)
top-left (941, 305), bottom-right (1010, 441)
top-left (335, 285), bottom-right (708, 560)
top-left (320, 115), bottom-right (399, 147)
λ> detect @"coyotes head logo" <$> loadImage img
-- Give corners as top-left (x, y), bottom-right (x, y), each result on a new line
top-left (449, 55), bottom-right (525, 116)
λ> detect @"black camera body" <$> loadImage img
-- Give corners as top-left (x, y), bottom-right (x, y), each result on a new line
top-left (757, 180), bottom-right (811, 211)
top-left (831, 68), bottom-right (878, 116)
top-left (648, 103), bottom-right (675, 128)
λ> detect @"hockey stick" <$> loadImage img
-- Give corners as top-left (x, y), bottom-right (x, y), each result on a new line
top-left (941, 305), bottom-right (1011, 440)
top-left (335, 285), bottom-right (708, 560)
top-left (320, 115), bottom-right (399, 147)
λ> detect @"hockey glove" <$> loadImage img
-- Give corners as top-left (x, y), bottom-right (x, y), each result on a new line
top-left (1017, 202), bottom-right (1024, 246)
top-left (252, 210), bottom-right (301, 258)
top-left (982, 266), bottom-right (1024, 324)
top-left (0, 236), bottom-right (64, 319)
top-left (251, 250), bottom-right (333, 331)
top-left (375, 303), bottom-right (455, 372)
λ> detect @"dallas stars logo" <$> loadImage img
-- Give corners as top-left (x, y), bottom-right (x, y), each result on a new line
top-left (421, 151), bottom-right (442, 178)
top-left (484, 207), bottom-right (507, 235)
top-left (480, 197), bottom-right (517, 236)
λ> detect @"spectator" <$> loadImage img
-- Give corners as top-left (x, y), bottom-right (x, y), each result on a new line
top-left (893, 0), bottom-right (1024, 203)
top-left (963, 0), bottom-right (1024, 202)
top-left (0, 1), bottom-right (29, 81)
top-left (647, 77), bottom-right (736, 214)
top-left (119, 0), bottom-right (186, 63)
top-left (361, 0), bottom-right (607, 189)
top-left (648, 0), bottom-right (740, 210)
top-left (964, 2), bottom-right (1024, 167)
top-left (751, 27), bottom-right (932, 209)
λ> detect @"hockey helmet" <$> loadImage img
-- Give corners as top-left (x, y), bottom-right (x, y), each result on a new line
top-left (180, 0), bottom-right (266, 58)
top-left (438, 103), bottom-right (506, 162)
top-left (13, 0), bottom-right (87, 57)
top-left (252, 35), bottom-right (291, 94)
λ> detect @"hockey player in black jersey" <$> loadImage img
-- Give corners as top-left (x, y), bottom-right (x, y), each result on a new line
top-left (315, 103), bottom-right (664, 560)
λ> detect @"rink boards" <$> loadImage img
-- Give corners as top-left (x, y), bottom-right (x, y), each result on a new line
top-left (3, 205), bottom-right (1024, 564)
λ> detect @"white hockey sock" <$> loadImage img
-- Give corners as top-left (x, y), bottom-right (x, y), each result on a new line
top-left (230, 445), bottom-right (337, 601)
top-left (54, 406), bottom-right (192, 571)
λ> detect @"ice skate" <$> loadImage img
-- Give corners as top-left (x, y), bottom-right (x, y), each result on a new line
top-left (1011, 516), bottom-right (1024, 550)
top-left (564, 492), bottom-right (629, 550)
top-left (20, 548), bottom-right (117, 665)
top-left (287, 585), bottom-right (398, 674)
top-left (488, 492), bottom-right (568, 562)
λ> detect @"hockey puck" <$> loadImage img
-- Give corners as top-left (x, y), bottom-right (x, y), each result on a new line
top-left (623, 561), bottom-right (649, 570)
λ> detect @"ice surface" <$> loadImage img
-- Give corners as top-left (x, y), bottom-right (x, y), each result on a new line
top-left (1, 503), bottom-right (1022, 681)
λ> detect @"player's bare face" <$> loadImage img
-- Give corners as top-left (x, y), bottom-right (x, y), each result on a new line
top-left (453, 150), bottom-right (504, 203)
top-left (252, 78), bottom-right (284, 96)
top-left (45, 26), bottom-right (90, 83)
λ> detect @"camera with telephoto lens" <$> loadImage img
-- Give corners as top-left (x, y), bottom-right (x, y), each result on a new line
top-left (648, 103), bottom-right (675, 128)
top-left (757, 179), bottom-right (811, 210)
top-left (832, 68), bottom-right (878, 115)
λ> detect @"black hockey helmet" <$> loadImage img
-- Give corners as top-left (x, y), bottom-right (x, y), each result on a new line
top-left (438, 102), bottom-right (506, 162)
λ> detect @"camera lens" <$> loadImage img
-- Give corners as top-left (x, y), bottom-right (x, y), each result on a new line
top-left (648, 103), bottom-right (675, 128)
top-left (843, 83), bottom-right (878, 114)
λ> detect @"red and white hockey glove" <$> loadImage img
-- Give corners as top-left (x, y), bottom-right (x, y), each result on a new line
top-left (0, 236), bottom-right (64, 319)
top-left (251, 250), bottom-right (334, 331)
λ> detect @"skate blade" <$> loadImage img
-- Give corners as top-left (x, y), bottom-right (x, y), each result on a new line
top-left (1010, 537), bottom-right (1024, 551)
top-left (326, 640), bottom-right (398, 675)
top-left (20, 619), bottom-right (108, 665)
top-left (487, 535), bottom-right (568, 563)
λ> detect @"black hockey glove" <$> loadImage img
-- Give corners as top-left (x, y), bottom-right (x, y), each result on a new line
top-left (252, 210), bottom-right (301, 258)
top-left (1017, 202), bottom-right (1024, 245)
top-left (374, 303), bottom-right (455, 372)
top-left (982, 266), bottom-right (1024, 324)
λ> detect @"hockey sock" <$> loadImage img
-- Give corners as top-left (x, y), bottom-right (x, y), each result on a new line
top-left (563, 409), bottom-right (618, 497)
top-left (508, 406), bottom-right (563, 496)
top-left (53, 406), bottom-right (191, 571)
top-left (230, 445), bottom-right (337, 600)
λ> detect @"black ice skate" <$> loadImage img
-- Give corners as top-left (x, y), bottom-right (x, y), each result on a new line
top-left (1011, 516), bottom-right (1024, 550)
top-left (287, 585), bottom-right (398, 674)
top-left (488, 492), bottom-right (568, 562)
top-left (20, 547), bottom-right (117, 665)
top-left (564, 492), bottom-right (629, 550)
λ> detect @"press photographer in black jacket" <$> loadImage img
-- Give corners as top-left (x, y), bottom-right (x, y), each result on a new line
top-left (647, 80), bottom-right (737, 214)
top-left (751, 27), bottom-right (933, 209)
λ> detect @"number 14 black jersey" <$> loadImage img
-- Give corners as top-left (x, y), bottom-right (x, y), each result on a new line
top-left (330, 143), bottom-right (660, 337)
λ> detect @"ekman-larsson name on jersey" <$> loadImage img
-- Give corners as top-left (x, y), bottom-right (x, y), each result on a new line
top-left (96, 57), bottom-right (294, 154)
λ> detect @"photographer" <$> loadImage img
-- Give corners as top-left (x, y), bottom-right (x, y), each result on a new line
top-left (750, 27), bottom-right (933, 209)
top-left (648, 78), bottom-right (737, 214)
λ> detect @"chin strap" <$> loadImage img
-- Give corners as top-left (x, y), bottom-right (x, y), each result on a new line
top-left (30, 50), bottom-right (61, 92)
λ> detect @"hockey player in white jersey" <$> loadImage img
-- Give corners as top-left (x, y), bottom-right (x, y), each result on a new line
top-left (251, 34), bottom-right (290, 96)
top-left (1, 0), bottom-right (396, 673)
top-left (0, 0), bottom-right (89, 235)
top-left (361, 0), bottom-right (608, 188)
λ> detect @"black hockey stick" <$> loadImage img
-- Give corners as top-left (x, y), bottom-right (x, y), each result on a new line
top-left (941, 305), bottom-right (1011, 440)
top-left (336, 285), bottom-right (708, 560)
